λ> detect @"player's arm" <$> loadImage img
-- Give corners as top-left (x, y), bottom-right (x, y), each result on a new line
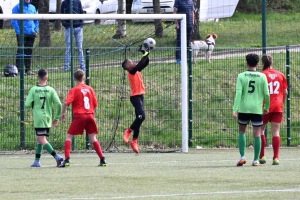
top-left (232, 76), bottom-right (242, 118)
top-left (25, 88), bottom-right (34, 108)
top-left (263, 76), bottom-right (270, 112)
top-left (52, 90), bottom-right (62, 121)
top-left (129, 52), bottom-right (150, 75)
top-left (61, 89), bottom-right (74, 121)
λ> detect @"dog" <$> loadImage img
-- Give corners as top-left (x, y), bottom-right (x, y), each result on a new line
top-left (190, 34), bottom-right (217, 63)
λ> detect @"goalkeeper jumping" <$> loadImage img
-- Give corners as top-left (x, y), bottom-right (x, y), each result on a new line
top-left (121, 44), bottom-right (150, 153)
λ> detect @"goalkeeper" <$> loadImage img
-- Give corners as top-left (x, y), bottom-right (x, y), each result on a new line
top-left (121, 44), bottom-right (150, 154)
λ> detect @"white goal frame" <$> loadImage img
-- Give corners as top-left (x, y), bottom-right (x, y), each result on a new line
top-left (1, 14), bottom-right (189, 153)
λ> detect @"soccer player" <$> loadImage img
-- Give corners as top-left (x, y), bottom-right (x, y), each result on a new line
top-left (233, 53), bottom-right (270, 166)
top-left (25, 69), bottom-right (63, 167)
top-left (59, 69), bottom-right (107, 167)
top-left (121, 45), bottom-right (150, 153)
top-left (259, 54), bottom-right (288, 165)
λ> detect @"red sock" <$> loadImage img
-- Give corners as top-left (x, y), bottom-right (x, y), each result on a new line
top-left (272, 136), bottom-right (280, 160)
top-left (64, 140), bottom-right (71, 159)
top-left (260, 135), bottom-right (266, 159)
top-left (93, 141), bottom-right (104, 159)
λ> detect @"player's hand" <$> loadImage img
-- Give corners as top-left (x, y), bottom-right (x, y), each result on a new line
top-left (138, 45), bottom-right (146, 54)
top-left (143, 43), bottom-right (150, 52)
top-left (52, 119), bottom-right (59, 126)
top-left (263, 109), bottom-right (268, 115)
top-left (232, 112), bottom-right (238, 119)
top-left (61, 113), bottom-right (66, 122)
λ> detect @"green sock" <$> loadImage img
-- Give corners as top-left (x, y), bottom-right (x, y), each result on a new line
top-left (238, 133), bottom-right (246, 157)
top-left (43, 143), bottom-right (56, 158)
top-left (254, 137), bottom-right (261, 161)
top-left (35, 144), bottom-right (43, 161)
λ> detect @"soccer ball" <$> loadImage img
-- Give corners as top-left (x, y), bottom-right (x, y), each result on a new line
top-left (144, 38), bottom-right (156, 49)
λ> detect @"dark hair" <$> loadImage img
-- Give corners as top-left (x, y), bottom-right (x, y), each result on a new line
top-left (74, 69), bottom-right (85, 81)
top-left (38, 68), bottom-right (48, 80)
top-left (246, 53), bottom-right (259, 67)
top-left (121, 59), bottom-right (129, 70)
top-left (262, 54), bottom-right (273, 71)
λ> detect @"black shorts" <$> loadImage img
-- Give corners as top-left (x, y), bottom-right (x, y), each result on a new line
top-left (35, 128), bottom-right (50, 137)
top-left (238, 113), bottom-right (263, 127)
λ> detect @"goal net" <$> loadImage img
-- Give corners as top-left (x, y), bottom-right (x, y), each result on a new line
top-left (0, 14), bottom-right (189, 152)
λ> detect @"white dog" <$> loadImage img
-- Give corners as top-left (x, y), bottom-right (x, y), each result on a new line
top-left (190, 34), bottom-right (217, 63)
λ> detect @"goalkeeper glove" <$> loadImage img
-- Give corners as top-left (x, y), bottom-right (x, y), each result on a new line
top-left (138, 43), bottom-right (150, 54)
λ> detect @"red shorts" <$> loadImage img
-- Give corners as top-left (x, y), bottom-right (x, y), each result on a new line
top-left (263, 112), bottom-right (283, 124)
top-left (68, 114), bottom-right (98, 135)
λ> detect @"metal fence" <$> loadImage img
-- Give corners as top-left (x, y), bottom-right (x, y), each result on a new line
top-left (1, 13), bottom-right (300, 151)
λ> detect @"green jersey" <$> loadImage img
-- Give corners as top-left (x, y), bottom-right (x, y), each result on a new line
top-left (233, 70), bottom-right (270, 114)
top-left (25, 85), bottom-right (62, 128)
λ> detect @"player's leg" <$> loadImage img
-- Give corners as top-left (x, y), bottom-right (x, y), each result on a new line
top-left (251, 114), bottom-right (263, 166)
top-left (259, 122), bottom-right (268, 164)
top-left (129, 95), bottom-right (145, 153)
top-left (270, 112), bottom-right (282, 165)
top-left (59, 133), bottom-right (74, 167)
top-left (31, 134), bottom-right (43, 167)
top-left (36, 128), bottom-right (63, 167)
top-left (86, 115), bottom-right (107, 166)
top-left (236, 113), bottom-right (249, 166)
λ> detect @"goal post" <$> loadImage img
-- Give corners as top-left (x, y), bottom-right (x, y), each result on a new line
top-left (0, 14), bottom-right (188, 152)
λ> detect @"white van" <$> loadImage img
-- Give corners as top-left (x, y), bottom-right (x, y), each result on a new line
top-left (0, 0), bottom-right (19, 28)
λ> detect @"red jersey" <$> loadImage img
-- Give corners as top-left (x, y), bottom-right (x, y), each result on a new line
top-left (65, 83), bottom-right (98, 114)
top-left (262, 68), bottom-right (287, 112)
top-left (128, 72), bottom-right (145, 96)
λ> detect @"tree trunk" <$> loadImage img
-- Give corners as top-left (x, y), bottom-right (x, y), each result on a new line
top-left (54, 0), bottom-right (62, 31)
top-left (113, 0), bottom-right (126, 39)
top-left (153, 0), bottom-right (163, 37)
top-left (192, 0), bottom-right (201, 40)
top-left (38, 0), bottom-right (52, 47)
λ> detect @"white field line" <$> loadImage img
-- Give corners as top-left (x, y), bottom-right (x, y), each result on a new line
top-left (42, 188), bottom-right (300, 200)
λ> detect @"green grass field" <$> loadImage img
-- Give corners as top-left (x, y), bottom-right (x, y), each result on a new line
top-left (1, 148), bottom-right (300, 200)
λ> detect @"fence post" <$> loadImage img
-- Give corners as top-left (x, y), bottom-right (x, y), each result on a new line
top-left (188, 47), bottom-right (193, 147)
top-left (85, 49), bottom-right (90, 150)
top-left (286, 45), bottom-right (291, 146)
top-left (20, 0), bottom-right (25, 149)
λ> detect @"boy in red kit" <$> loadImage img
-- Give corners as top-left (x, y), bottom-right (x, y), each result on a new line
top-left (121, 45), bottom-right (150, 153)
top-left (259, 54), bottom-right (288, 165)
top-left (59, 69), bottom-right (107, 167)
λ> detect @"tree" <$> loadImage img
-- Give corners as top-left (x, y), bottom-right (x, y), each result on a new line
top-left (192, 0), bottom-right (201, 40)
top-left (37, 0), bottom-right (52, 47)
top-left (153, 0), bottom-right (163, 37)
top-left (54, 0), bottom-right (62, 31)
top-left (113, 0), bottom-right (126, 39)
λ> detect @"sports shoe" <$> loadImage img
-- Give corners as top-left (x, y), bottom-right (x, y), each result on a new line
top-left (130, 139), bottom-right (139, 153)
top-left (123, 128), bottom-right (132, 143)
top-left (272, 158), bottom-right (279, 165)
top-left (236, 157), bottom-right (246, 166)
top-left (25, 70), bottom-right (35, 75)
top-left (176, 59), bottom-right (181, 64)
top-left (55, 154), bottom-right (64, 167)
top-left (252, 160), bottom-right (260, 166)
top-left (31, 160), bottom-right (41, 167)
top-left (259, 156), bottom-right (266, 164)
top-left (98, 157), bottom-right (107, 167)
top-left (58, 158), bottom-right (70, 168)
top-left (63, 66), bottom-right (69, 71)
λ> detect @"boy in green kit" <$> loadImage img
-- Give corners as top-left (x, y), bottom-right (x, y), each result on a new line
top-left (25, 69), bottom-right (63, 167)
top-left (233, 53), bottom-right (270, 166)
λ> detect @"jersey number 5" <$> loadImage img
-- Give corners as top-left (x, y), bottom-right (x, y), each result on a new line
top-left (248, 81), bottom-right (255, 93)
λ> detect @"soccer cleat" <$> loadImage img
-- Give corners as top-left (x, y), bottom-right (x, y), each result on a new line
top-left (252, 160), bottom-right (260, 166)
top-left (31, 161), bottom-right (41, 167)
top-left (236, 157), bottom-right (246, 166)
top-left (55, 154), bottom-right (64, 167)
top-left (58, 158), bottom-right (70, 168)
top-left (130, 139), bottom-right (139, 154)
top-left (98, 157), bottom-right (107, 167)
top-left (272, 158), bottom-right (279, 165)
top-left (123, 128), bottom-right (132, 143)
top-left (259, 156), bottom-right (266, 164)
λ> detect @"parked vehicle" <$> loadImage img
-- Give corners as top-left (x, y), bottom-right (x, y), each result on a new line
top-left (50, 0), bottom-right (118, 24)
top-left (0, 0), bottom-right (19, 28)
